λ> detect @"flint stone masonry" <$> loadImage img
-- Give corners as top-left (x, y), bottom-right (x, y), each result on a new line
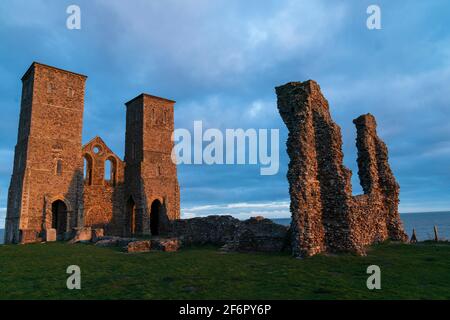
top-left (276, 80), bottom-right (408, 258)
top-left (151, 238), bottom-right (180, 252)
top-left (221, 217), bottom-right (290, 252)
top-left (4, 62), bottom-right (180, 244)
top-left (170, 215), bottom-right (290, 252)
top-left (127, 240), bottom-right (151, 253)
top-left (20, 229), bottom-right (40, 244)
top-left (170, 215), bottom-right (240, 246)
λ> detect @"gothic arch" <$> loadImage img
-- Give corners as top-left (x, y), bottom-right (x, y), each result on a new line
top-left (47, 195), bottom-right (73, 213)
top-left (83, 153), bottom-right (94, 185)
top-left (44, 195), bottom-right (73, 232)
top-left (104, 155), bottom-right (118, 186)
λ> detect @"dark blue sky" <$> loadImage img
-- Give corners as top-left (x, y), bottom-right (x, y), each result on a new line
top-left (1, 0), bottom-right (449, 226)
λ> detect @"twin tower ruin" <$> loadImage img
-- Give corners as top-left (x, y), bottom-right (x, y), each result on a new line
top-left (276, 80), bottom-right (408, 257)
top-left (4, 62), bottom-right (406, 257)
top-left (4, 62), bottom-right (180, 244)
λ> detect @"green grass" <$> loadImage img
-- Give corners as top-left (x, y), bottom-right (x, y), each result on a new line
top-left (0, 242), bottom-right (449, 299)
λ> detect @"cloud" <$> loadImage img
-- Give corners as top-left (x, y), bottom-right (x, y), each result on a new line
top-left (182, 201), bottom-right (290, 219)
top-left (0, 208), bottom-right (5, 229)
top-left (97, 0), bottom-right (348, 87)
top-left (0, 0), bottom-right (449, 220)
top-left (0, 149), bottom-right (14, 175)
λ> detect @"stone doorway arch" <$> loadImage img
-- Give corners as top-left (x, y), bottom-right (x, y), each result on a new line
top-left (150, 199), bottom-right (162, 236)
top-left (51, 200), bottom-right (68, 236)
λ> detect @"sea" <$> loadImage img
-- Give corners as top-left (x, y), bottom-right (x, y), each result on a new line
top-left (0, 212), bottom-right (449, 245)
top-left (272, 211), bottom-right (450, 241)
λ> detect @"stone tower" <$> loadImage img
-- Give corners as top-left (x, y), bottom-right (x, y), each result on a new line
top-left (124, 94), bottom-right (180, 237)
top-left (4, 62), bottom-right (86, 244)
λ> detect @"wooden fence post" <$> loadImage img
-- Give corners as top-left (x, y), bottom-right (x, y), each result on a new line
top-left (410, 229), bottom-right (417, 243)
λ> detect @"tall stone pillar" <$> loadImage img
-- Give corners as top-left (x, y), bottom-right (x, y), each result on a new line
top-left (276, 80), bottom-right (356, 257)
top-left (353, 114), bottom-right (407, 241)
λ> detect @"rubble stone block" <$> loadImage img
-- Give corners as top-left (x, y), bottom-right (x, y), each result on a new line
top-left (69, 227), bottom-right (92, 244)
top-left (45, 228), bottom-right (57, 242)
top-left (126, 240), bottom-right (151, 253)
top-left (151, 238), bottom-right (180, 252)
top-left (91, 228), bottom-right (104, 243)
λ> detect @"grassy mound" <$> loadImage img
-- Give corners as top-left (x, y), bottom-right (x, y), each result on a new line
top-left (0, 242), bottom-right (449, 299)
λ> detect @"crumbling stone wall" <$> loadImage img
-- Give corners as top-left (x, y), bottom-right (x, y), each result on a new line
top-left (353, 114), bottom-right (407, 242)
top-left (170, 215), bottom-right (240, 245)
top-left (170, 215), bottom-right (290, 252)
top-left (276, 80), bottom-right (407, 258)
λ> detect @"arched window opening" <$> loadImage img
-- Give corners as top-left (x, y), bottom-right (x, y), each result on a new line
top-left (52, 200), bottom-right (67, 236)
top-left (105, 159), bottom-right (112, 181)
top-left (56, 160), bottom-right (63, 176)
top-left (150, 199), bottom-right (162, 236)
top-left (84, 154), bottom-right (93, 185)
top-left (104, 157), bottom-right (117, 186)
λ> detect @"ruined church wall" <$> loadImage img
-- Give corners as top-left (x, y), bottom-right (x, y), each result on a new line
top-left (276, 80), bottom-right (407, 257)
top-left (83, 185), bottom-right (125, 235)
top-left (276, 82), bottom-right (326, 257)
top-left (349, 194), bottom-right (388, 248)
top-left (309, 83), bottom-right (356, 253)
top-left (82, 138), bottom-right (126, 236)
top-left (170, 216), bottom-right (289, 252)
top-left (5, 62), bottom-right (183, 243)
top-left (353, 114), bottom-right (407, 242)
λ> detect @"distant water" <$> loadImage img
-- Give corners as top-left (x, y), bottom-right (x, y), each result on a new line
top-left (272, 212), bottom-right (450, 241)
top-left (0, 229), bottom-right (3, 244)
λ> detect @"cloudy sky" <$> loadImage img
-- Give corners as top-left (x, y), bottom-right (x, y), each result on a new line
top-left (0, 0), bottom-right (449, 226)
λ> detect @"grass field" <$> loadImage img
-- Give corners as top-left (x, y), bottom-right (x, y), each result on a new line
top-left (0, 241), bottom-right (449, 300)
